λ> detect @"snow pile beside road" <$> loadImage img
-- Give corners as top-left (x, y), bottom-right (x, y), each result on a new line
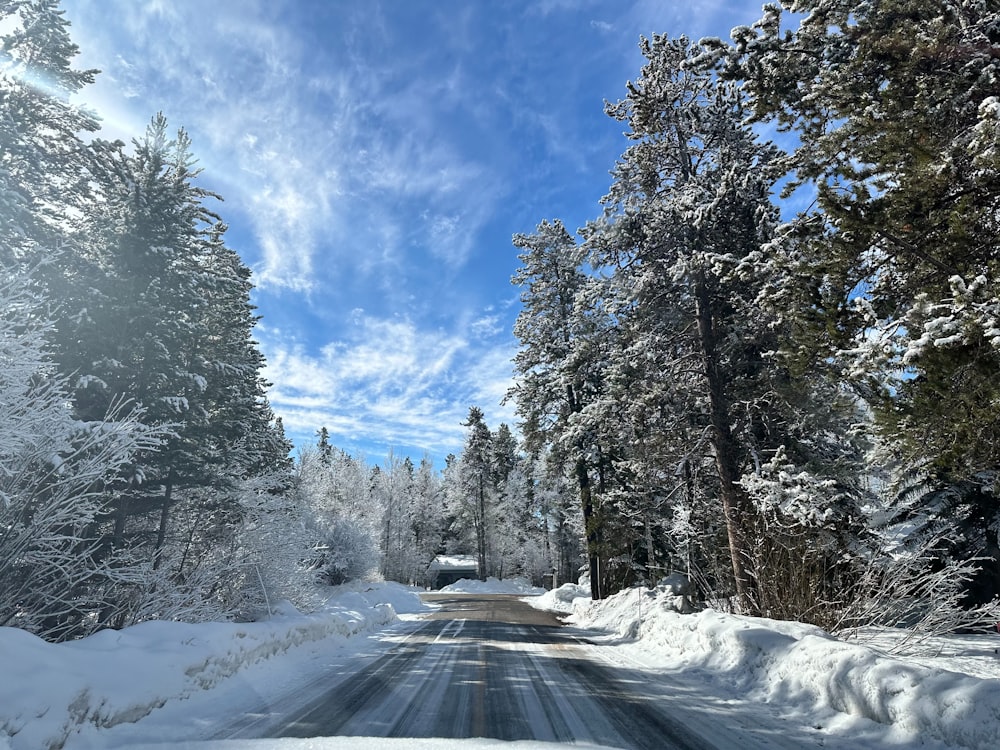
top-left (441, 577), bottom-right (545, 595)
top-left (0, 582), bottom-right (424, 750)
top-left (527, 581), bottom-right (590, 613)
top-left (123, 738), bottom-right (620, 749)
top-left (566, 586), bottom-right (1000, 750)
top-left (118, 737), bottom-right (616, 750)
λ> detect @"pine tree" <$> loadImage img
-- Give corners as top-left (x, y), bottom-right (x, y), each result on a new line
top-left (317, 426), bottom-right (333, 463)
top-left (372, 451), bottom-right (419, 583)
top-left (580, 35), bottom-right (787, 611)
top-left (457, 407), bottom-right (493, 580)
top-left (410, 455), bottom-right (446, 585)
top-left (47, 114), bottom-right (290, 618)
top-left (510, 220), bottom-right (613, 598)
top-left (525, 34), bottom-right (873, 617)
top-left (727, 0), bottom-right (1000, 478)
top-left (489, 423), bottom-right (523, 579)
top-left (0, 0), bottom-right (99, 269)
top-left (528, 451), bottom-right (583, 587)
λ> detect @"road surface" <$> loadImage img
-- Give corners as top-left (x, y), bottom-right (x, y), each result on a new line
top-left (251, 593), bottom-right (715, 749)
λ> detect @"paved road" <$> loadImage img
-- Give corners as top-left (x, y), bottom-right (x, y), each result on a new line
top-left (259, 593), bottom-right (711, 749)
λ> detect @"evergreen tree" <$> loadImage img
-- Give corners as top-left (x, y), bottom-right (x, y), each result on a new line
top-left (489, 423), bottom-right (525, 579)
top-left (410, 455), bottom-right (446, 585)
top-left (726, 0), bottom-right (1000, 478)
top-left (373, 451), bottom-right (419, 583)
top-left (510, 220), bottom-right (613, 598)
top-left (0, 0), bottom-right (98, 269)
top-left (511, 35), bottom-right (872, 615)
top-left (458, 407), bottom-right (493, 580)
top-left (47, 114), bottom-right (289, 618)
top-left (528, 451), bottom-right (584, 588)
top-left (581, 35), bottom-right (782, 611)
top-left (317, 426), bottom-right (333, 463)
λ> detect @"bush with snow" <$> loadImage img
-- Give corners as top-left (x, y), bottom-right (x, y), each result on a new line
top-left (0, 272), bottom-right (165, 640)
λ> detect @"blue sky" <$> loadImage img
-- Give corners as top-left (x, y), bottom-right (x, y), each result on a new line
top-left (62, 0), bottom-right (768, 464)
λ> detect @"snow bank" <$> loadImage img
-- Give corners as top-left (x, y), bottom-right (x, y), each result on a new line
top-left (440, 577), bottom-right (545, 595)
top-left (0, 582), bottom-right (425, 750)
top-left (122, 739), bottom-right (617, 750)
top-left (561, 587), bottom-right (1000, 750)
top-left (526, 581), bottom-right (590, 613)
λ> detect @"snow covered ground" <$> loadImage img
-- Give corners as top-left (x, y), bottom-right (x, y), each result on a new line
top-left (531, 583), bottom-right (1000, 750)
top-left (0, 582), bottom-right (430, 750)
top-left (5, 578), bottom-right (1000, 749)
top-left (440, 577), bottom-right (546, 595)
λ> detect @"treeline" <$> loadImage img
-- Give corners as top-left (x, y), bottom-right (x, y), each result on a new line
top-left (301, 416), bottom-right (582, 590)
top-left (508, 1), bottom-right (1000, 628)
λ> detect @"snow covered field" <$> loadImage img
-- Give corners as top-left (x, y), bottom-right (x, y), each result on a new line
top-left (4, 579), bottom-right (1000, 749)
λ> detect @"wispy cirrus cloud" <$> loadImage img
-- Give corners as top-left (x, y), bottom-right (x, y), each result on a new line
top-left (67, 0), bottom-right (500, 294)
top-left (258, 311), bottom-right (517, 460)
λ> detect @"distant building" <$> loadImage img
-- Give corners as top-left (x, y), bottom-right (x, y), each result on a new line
top-left (427, 555), bottom-right (479, 589)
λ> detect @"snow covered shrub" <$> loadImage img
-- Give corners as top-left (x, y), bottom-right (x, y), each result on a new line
top-left (740, 447), bottom-right (870, 628)
top-left (231, 453), bottom-right (380, 617)
top-left (232, 477), bottom-right (327, 617)
top-left (832, 471), bottom-right (1000, 650)
top-left (0, 273), bottom-right (163, 640)
top-left (306, 516), bottom-right (379, 586)
top-left (97, 550), bottom-right (250, 626)
top-left (833, 534), bottom-right (1000, 653)
top-left (293, 447), bottom-right (380, 587)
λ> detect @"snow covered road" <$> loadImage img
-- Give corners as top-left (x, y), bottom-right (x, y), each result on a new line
top-left (10, 583), bottom-right (996, 749)
top-left (225, 594), bottom-right (783, 749)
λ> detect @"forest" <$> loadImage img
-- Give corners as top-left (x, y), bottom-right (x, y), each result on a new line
top-left (2, 0), bottom-right (999, 643)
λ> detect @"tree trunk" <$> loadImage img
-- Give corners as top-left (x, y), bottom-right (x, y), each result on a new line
top-left (565, 378), bottom-right (604, 600)
top-left (477, 473), bottom-right (487, 580)
top-left (152, 472), bottom-right (175, 571)
top-left (644, 509), bottom-right (656, 585)
top-left (576, 456), bottom-right (603, 600)
top-left (381, 491), bottom-right (392, 579)
top-left (694, 277), bottom-right (757, 614)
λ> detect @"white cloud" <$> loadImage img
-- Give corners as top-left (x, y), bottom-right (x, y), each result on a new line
top-left (626, 0), bottom-right (759, 42)
top-left (469, 314), bottom-right (503, 339)
top-left (68, 0), bottom-right (499, 293)
top-left (260, 312), bottom-right (517, 458)
top-left (529, 0), bottom-right (601, 17)
top-left (61, 0), bottom-right (619, 462)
